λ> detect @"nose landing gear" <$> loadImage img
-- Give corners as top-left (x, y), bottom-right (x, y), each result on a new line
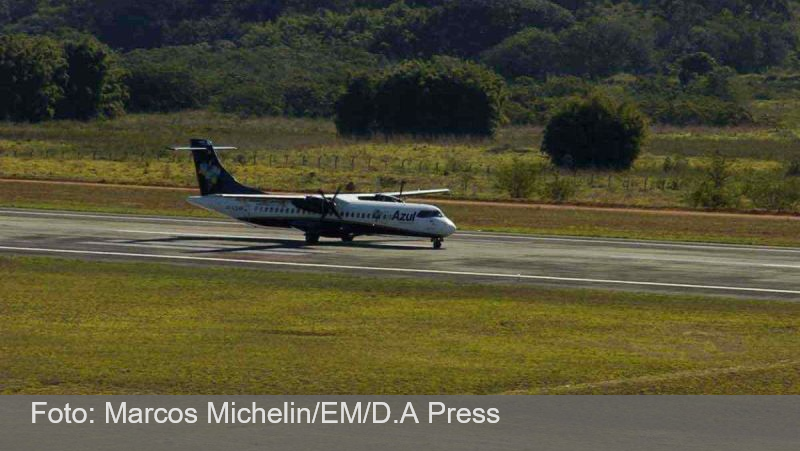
top-left (432, 238), bottom-right (443, 249)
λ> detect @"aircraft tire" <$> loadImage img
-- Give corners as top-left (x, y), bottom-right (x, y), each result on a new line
top-left (305, 233), bottom-right (320, 245)
top-left (341, 235), bottom-right (355, 243)
top-left (432, 239), bottom-right (443, 250)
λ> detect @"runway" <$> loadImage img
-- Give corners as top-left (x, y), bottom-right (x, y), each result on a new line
top-left (1, 207), bottom-right (799, 300)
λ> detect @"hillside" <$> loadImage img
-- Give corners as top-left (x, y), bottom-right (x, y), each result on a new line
top-left (2, 0), bottom-right (799, 125)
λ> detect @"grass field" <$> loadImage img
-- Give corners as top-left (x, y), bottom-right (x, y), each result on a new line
top-left (1, 255), bottom-right (799, 395)
top-left (1, 111), bottom-right (799, 210)
top-left (4, 179), bottom-right (800, 247)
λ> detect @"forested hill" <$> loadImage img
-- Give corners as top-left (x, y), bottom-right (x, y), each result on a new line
top-left (1, 0), bottom-right (799, 125)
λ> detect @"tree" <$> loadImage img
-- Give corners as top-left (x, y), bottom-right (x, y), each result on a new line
top-left (124, 63), bottom-right (207, 112)
top-left (560, 18), bottom-right (653, 78)
top-left (418, 0), bottom-right (574, 57)
top-left (481, 28), bottom-right (561, 79)
top-left (373, 57), bottom-right (507, 136)
top-left (677, 52), bottom-right (717, 86)
top-left (541, 94), bottom-right (647, 169)
top-left (335, 73), bottom-right (378, 136)
top-left (0, 34), bottom-right (67, 122)
top-left (336, 57), bottom-right (507, 137)
top-left (56, 37), bottom-right (128, 120)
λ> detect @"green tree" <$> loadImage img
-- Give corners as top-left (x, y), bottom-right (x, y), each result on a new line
top-left (677, 52), bottom-right (717, 86)
top-left (0, 34), bottom-right (67, 122)
top-left (56, 37), bottom-right (128, 120)
top-left (561, 18), bottom-right (653, 78)
top-left (481, 28), bottom-right (561, 79)
top-left (335, 73), bottom-right (378, 136)
top-left (337, 57), bottom-right (507, 137)
top-left (373, 57), bottom-right (507, 137)
top-left (124, 63), bottom-right (207, 112)
top-left (541, 94), bottom-right (647, 169)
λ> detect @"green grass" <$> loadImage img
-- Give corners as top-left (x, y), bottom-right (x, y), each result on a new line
top-left (5, 179), bottom-right (800, 247)
top-left (1, 111), bottom-right (800, 210)
top-left (1, 255), bottom-right (799, 395)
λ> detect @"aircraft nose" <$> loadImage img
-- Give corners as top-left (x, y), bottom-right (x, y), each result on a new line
top-left (442, 218), bottom-right (457, 236)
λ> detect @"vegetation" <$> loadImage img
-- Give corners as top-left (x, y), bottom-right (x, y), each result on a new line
top-left (7, 179), bottom-right (800, 247)
top-left (337, 57), bottom-right (506, 137)
top-left (0, 34), bottom-right (126, 122)
top-left (4, 111), bottom-right (800, 215)
top-left (541, 95), bottom-right (648, 169)
top-left (3, 255), bottom-right (800, 394)
top-left (0, 1), bottom-right (797, 126)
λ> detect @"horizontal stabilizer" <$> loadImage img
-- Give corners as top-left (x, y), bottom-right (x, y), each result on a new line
top-left (168, 146), bottom-right (237, 151)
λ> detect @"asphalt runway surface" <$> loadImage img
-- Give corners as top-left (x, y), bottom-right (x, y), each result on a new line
top-left (1, 207), bottom-right (799, 300)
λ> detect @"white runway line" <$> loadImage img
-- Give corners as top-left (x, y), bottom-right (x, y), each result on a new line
top-left (0, 208), bottom-right (230, 225)
top-left (6, 208), bottom-right (800, 253)
top-left (454, 233), bottom-right (800, 254)
top-left (83, 241), bottom-right (317, 255)
top-left (1, 245), bottom-right (799, 296)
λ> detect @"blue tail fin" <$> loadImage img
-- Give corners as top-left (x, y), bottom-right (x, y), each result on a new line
top-left (188, 138), bottom-right (262, 196)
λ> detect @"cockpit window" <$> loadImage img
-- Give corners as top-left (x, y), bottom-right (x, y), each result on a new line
top-left (418, 210), bottom-right (443, 218)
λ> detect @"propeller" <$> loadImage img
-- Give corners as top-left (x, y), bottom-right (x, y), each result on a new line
top-left (399, 180), bottom-right (406, 197)
top-left (318, 186), bottom-right (343, 221)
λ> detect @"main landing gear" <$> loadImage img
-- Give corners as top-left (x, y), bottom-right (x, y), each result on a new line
top-left (341, 234), bottom-right (355, 243)
top-left (432, 238), bottom-right (443, 249)
top-left (305, 233), bottom-right (320, 245)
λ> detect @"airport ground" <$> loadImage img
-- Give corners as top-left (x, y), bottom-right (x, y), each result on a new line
top-left (2, 255), bottom-right (799, 395)
top-left (3, 112), bottom-right (800, 395)
top-left (2, 110), bottom-right (800, 212)
top-left (3, 178), bottom-right (800, 247)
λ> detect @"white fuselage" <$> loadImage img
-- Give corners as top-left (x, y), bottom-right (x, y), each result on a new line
top-left (187, 194), bottom-right (457, 238)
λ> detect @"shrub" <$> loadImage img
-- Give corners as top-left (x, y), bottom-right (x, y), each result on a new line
top-left (543, 173), bottom-right (577, 203)
top-left (744, 173), bottom-right (800, 211)
top-left (541, 94), bottom-right (647, 169)
top-left (493, 158), bottom-right (541, 198)
top-left (687, 152), bottom-right (739, 209)
top-left (677, 52), bottom-right (717, 86)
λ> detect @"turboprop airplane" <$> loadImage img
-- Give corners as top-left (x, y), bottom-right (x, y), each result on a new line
top-left (170, 139), bottom-right (457, 249)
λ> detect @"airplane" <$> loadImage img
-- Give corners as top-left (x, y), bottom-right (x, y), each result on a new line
top-left (170, 139), bottom-right (457, 249)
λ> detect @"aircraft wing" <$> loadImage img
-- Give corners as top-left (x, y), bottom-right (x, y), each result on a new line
top-left (379, 188), bottom-right (450, 197)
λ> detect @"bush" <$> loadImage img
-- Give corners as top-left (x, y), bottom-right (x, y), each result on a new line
top-left (677, 52), bottom-right (717, 86)
top-left (744, 173), bottom-right (800, 211)
top-left (493, 158), bottom-right (541, 198)
top-left (543, 173), bottom-right (577, 203)
top-left (541, 94), bottom-right (647, 169)
top-left (336, 57), bottom-right (507, 137)
top-left (687, 152), bottom-right (739, 209)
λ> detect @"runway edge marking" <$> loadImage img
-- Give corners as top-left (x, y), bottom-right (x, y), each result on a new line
top-left (0, 245), bottom-right (799, 296)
